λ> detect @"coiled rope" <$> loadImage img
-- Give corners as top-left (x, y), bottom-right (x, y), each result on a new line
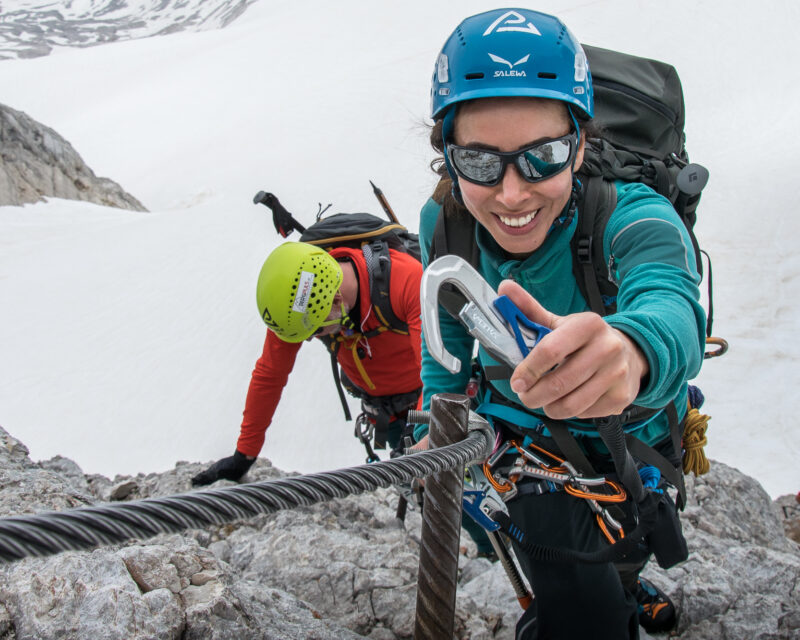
top-left (0, 430), bottom-right (491, 563)
top-left (683, 407), bottom-right (711, 475)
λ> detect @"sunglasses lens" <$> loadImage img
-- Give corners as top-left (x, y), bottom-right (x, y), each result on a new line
top-left (450, 147), bottom-right (504, 185)
top-left (518, 138), bottom-right (573, 180)
top-left (449, 134), bottom-right (575, 186)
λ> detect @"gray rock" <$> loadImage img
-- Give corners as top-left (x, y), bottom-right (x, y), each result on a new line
top-left (0, 424), bottom-right (797, 639)
top-left (0, 103), bottom-right (146, 210)
top-left (643, 462), bottom-right (800, 639)
top-left (0, 428), bottom-right (95, 516)
top-left (109, 480), bottom-right (139, 501)
top-left (775, 493), bottom-right (800, 544)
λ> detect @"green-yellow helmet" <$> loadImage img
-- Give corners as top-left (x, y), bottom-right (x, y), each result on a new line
top-left (256, 242), bottom-right (343, 342)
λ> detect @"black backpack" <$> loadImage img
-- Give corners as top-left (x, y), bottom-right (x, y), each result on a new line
top-left (253, 188), bottom-right (422, 421)
top-left (573, 44), bottom-right (713, 337)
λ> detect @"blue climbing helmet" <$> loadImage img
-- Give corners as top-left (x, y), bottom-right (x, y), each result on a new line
top-left (430, 8), bottom-right (593, 122)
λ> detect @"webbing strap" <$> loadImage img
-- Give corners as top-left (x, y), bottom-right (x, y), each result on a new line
top-left (577, 177), bottom-right (607, 314)
top-left (475, 401), bottom-right (544, 431)
top-left (429, 209), bottom-right (480, 317)
top-left (651, 160), bottom-right (673, 202)
top-left (541, 418), bottom-right (596, 477)
top-left (329, 345), bottom-right (352, 421)
top-left (572, 177), bottom-right (618, 316)
top-left (624, 403), bottom-right (687, 509)
top-left (362, 240), bottom-right (407, 334)
top-left (489, 490), bottom-right (661, 565)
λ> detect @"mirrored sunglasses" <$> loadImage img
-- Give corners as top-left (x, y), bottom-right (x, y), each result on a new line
top-left (448, 133), bottom-right (577, 187)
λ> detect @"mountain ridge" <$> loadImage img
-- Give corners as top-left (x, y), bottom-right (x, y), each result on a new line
top-left (0, 0), bottom-right (256, 60)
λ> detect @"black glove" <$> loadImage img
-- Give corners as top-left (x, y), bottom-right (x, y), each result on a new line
top-left (191, 450), bottom-right (255, 486)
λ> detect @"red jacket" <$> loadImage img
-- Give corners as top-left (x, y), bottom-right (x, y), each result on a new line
top-left (236, 246), bottom-right (422, 456)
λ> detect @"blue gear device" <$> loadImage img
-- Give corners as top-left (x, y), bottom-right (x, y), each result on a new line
top-left (492, 294), bottom-right (550, 359)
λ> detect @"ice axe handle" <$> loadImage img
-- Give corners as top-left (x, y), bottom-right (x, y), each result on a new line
top-left (252, 190), bottom-right (306, 237)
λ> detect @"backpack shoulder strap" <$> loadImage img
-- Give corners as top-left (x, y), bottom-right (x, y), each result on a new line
top-left (429, 208), bottom-right (480, 267)
top-left (319, 337), bottom-right (352, 421)
top-left (429, 208), bottom-right (480, 318)
top-left (571, 176), bottom-right (619, 316)
top-left (362, 240), bottom-right (408, 334)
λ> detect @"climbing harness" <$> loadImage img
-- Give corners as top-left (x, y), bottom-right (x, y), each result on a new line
top-left (343, 372), bottom-right (421, 463)
top-left (482, 439), bottom-right (627, 545)
top-left (421, 255), bottom-right (690, 569)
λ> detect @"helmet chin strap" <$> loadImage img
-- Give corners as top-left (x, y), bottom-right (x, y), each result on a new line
top-left (339, 301), bottom-right (356, 334)
top-left (440, 108), bottom-right (465, 206)
top-left (551, 106), bottom-right (582, 230)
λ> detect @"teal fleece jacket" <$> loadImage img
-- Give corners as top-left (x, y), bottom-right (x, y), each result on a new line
top-left (416, 181), bottom-right (706, 447)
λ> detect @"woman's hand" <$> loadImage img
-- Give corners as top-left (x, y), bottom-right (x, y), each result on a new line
top-left (499, 280), bottom-right (649, 419)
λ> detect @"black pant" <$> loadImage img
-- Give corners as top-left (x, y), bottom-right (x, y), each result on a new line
top-left (507, 490), bottom-right (641, 640)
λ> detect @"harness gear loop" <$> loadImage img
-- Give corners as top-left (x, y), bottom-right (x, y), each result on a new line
top-left (484, 439), bottom-right (628, 544)
top-left (682, 406), bottom-right (711, 475)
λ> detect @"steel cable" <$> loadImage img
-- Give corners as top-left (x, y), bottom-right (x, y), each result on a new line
top-left (0, 430), bottom-right (490, 563)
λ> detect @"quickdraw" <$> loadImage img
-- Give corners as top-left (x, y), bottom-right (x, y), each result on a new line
top-left (482, 439), bottom-right (628, 544)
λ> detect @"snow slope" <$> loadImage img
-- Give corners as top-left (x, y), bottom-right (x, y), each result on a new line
top-left (0, 0), bottom-right (255, 60)
top-left (0, 0), bottom-right (797, 497)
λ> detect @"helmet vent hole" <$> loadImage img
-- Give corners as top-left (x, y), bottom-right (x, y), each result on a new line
top-left (465, 73), bottom-right (484, 80)
top-left (538, 72), bottom-right (557, 80)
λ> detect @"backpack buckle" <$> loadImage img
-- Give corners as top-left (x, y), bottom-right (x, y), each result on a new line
top-left (577, 236), bottom-right (592, 264)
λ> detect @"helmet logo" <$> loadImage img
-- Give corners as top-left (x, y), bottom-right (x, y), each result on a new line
top-left (489, 53), bottom-right (529, 77)
top-left (482, 11), bottom-right (542, 37)
top-left (292, 271), bottom-right (315, 313)
top-left (261, 307), bottom-right (277, 329)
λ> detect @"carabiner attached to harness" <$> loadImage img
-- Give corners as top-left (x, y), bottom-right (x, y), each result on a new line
top-left (354, 413), bottom-right (380, 464)
top-left (704, 336), bottom-right (728, 359)
top-left (463, 465), bottom-right (534, 611)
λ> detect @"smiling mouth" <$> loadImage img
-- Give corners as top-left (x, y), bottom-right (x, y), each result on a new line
top-left (496, 210), bottom-right (540, 228)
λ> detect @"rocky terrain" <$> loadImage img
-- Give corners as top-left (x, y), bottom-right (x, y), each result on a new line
top-left (0, 0), bottom-right (256, 61)
top-left (0, 103), bottom-right (145, 210)
top-left (0, 424), bottom-right (798, 640)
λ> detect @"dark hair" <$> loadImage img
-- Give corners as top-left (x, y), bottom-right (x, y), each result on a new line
top-left (428, 101), bottom-right (603, 219)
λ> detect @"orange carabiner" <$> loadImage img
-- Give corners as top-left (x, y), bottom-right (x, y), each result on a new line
top-left (482, 461), bottom-right (515, 494)
top-left (564, 478), bottom-right (627, 503)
